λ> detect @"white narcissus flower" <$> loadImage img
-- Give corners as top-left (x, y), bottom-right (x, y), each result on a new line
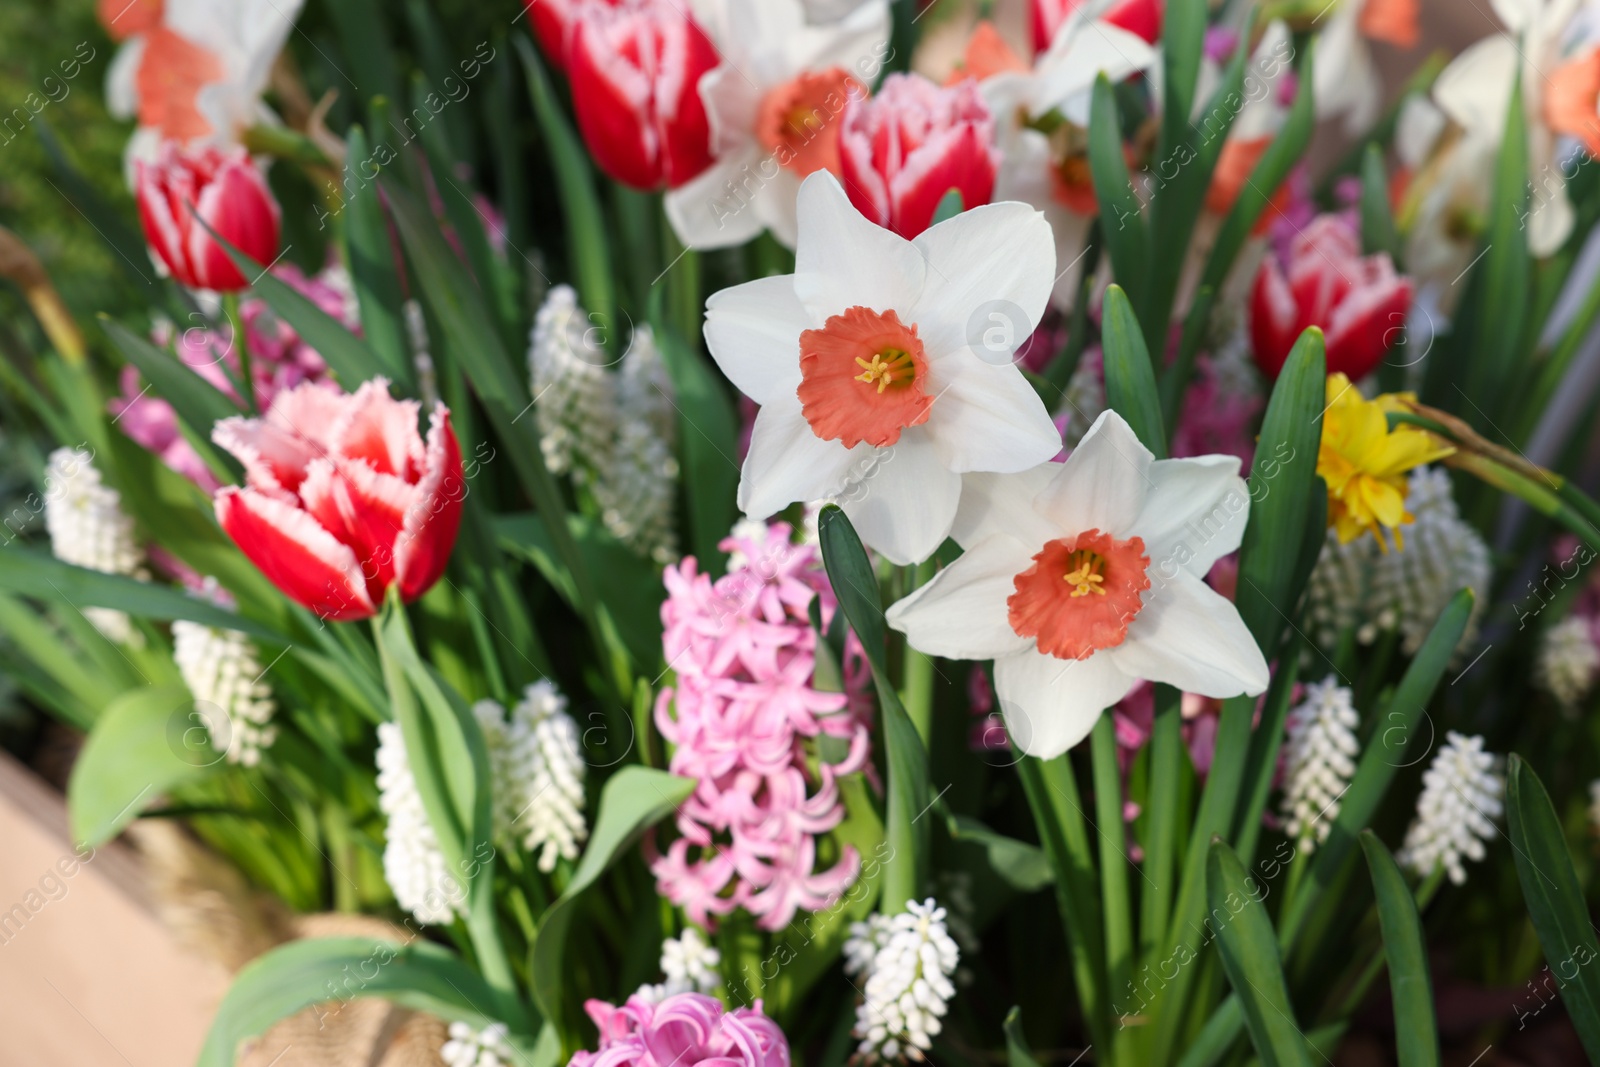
top-left (886, 410), bottom-right (1269, 758)
top-left (703, 171), bottom-right (1061, 565)
top-left (1313, 0), bottom-right (1420, 133)
top-left (666, 0), bottom-right (890, 250)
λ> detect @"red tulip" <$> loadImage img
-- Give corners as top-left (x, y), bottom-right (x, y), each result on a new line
top-left (1031, 0), bottom-right (1164, 54)
top-left (135, 141), bottom-right (281, 292)
top-left (1250, 213), bottom-right (1414, 382)
top-left (837, 73), bottom-right (1000, 239)
top-left (524, 0), bottom-right (625, 71)
top-left (212, 380), bottom-right (464, 621)
top-left (565, 0), bottom-right (718, 190)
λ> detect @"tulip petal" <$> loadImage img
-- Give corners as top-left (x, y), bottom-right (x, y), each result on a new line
top-left (1034, 410), bottom-right (1152, 537)
top-left (569, 12), bottom-right (663, 189)
top-left (1133, 455), bottom-right (1250, 580)
top-left (1109, 569), bottom-right (1270, 698)
top-left (213, 412), bottom-right (322, 500)
top-left (704, 274), bottom-right (810, 405)
top-left (792, 171), bottom-right (927, 321)
top-left (395, 405), bottom-right (465, 602)
top-left (995, 646), bottom-right (1134, 759)
top-left (299, 458), bottom-right (411, 598)
top-left (886, 533), bottom-right (1035, 659)
top-left (215, 486), bottom-right (375, 620)
top-left (332, 377), bottom-right (423, 479)
top-left (839, 428), bottom-right (960, 566)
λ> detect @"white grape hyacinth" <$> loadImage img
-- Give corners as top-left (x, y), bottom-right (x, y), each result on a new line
top-left (440, 1021), bottom-right (515, 1067)
top-left (1368, 467), bottom-right (1490, 655)
top-left (843, 898), bottom-right (960, 1062)
top-left (1280, 678), bottom-right (1361, 849)
top-left (375, 721), bottom-right (466, 925)
top-left (476, 681), bottom-right (589, 872)
top-left (1536, 615), bottom-right (1600, 707)
top-left (1399, 731), bottom-right (1505, 885)
top-left (636, 926), bottom-right (723, 1002)
top-left (596, 325), bottom-right (680, 564)
top-left (172, 616), bottom-right (277, 767)
top-left (43, 447), bottom-right (145, 642)
top-left (529, 284), bottom-right (617, 483)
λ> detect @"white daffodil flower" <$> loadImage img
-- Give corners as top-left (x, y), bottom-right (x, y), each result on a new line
top-left (703, 170), bottom-right (1061, 565)
top-left (666, 0), bottom-right (891, 250)
top-left (886, 410), bottom-right (1270, 758)
top-left (1313, 0), bottom-right (1420, 134)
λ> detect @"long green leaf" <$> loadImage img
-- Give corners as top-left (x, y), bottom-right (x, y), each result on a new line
top-left (948, 815), bottom-right (1052, 892)
top-left (653, 326), bottom-right (740, 571)
top-left (1004, 1006), bottom-right (1044, 1067)
top-left (196, 937), bottom-right (533, 1067)
top-left (341, 125), bottom-right (413, 385)
top-left (1100, 284), bottom-right (1167, 457)
top-left (1358, 832), bottom-right (1440, 1067)
top-left (1507, 756), bottom-right (1600, 1061)
top-left (69, 684), bottom-right (215, 846)
top-left (530, 766), bottom-right (696, 1027)
top-left (1206, 840), bottom-right (1315, 1067)
top-left (817, 505), bottom-right (929, 913)
top-left (1359, 144), bottom-right (1402, 264)
top-left (1088, 76), bottom-right (1149, 322)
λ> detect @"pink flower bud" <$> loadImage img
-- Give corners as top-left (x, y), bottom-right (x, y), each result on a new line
top-left (135, 141), bottom-right (281, 292)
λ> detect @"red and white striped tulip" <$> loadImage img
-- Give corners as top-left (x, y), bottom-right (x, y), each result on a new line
top-left (212, 380), bottom-right (464, 621)
top-left (135, 141), bottom-right (281, 292)
top-left (1031, 0), bottom-right (1164, 54)
top-left (837, 73), bottom-right (1001, 239)
top-left (565, 0), bottom-right (719, 190)
top-left (1250, 213), bottom-right (1414, 382)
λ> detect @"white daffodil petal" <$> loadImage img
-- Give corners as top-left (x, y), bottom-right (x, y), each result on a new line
top-left (952, 467), bottom-right (1060, 549)
top-left (1133, 455), bottom-right (1250, 579)
top-left (1034, 410), bottom-right (1151, 536)
top-left (929, 360), bottom-right (1062, 474)
top-left (740, 404), bottom-right (859, 519)
top-left (793, 172), bottom-right (927, 320)
top-left (996, 647), bottom-right (1134, 759)
top-left (704, 275), bottom-right (809, 405)
top-left (667, 150), bottom-right (770, 251)
top-left (1433, 36), bottom-right (1516, 139)
top-left (840, 430), bottom-right (961, 565)
top-left (886, 534), bottom-right (1035, 659)
top-left (1111, 570), bottom-right (1270, 698)
top-left (909, 201), bottom-right (1055, 362)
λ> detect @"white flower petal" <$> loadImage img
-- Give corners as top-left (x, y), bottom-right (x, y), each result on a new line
top-left (840, 429), bottom-right (961, 565)
top-left (704, 275), bottom-right (809, 405)
top-left (1433, 36), bottom-right (1516, 139)
top-left (1109, 570), bottom-right (1270, 698)
top-left (667, 150), bottom-right (770, 250)
top-left (886, 534), bottom-right (1035, 659)
top-left (909, 201), bottom-right (1055, 362)
top-left (1034, 21), bottom-right (1155, 121)
top-left (952, 467), bottom-right (1060, 549)
top-left (1133, 455), bottom-right (1251, 579)
top-left (927, 360), bottom-right (1061, 474)
top-left (793, 171), bottom-right (927, 319)
top-left (996, 647), bottom-right (1134, 759)
top-left (740, 403), bottom-right (859, 519)
top-left (1034, 410), bottom-right (1152, 536)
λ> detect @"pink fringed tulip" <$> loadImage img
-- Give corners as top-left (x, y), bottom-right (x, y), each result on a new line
top-left (1250, 213), bottom-right (1413, 382)
top-left (566, 0), bottom-right (719, 190)
top-left (570, 993), bottom-right (789, 1067)
top-left (837, 73), bottom-right (1000, 239)
top-left (135, 141), bottom-right (281, 292)
top-left (212, 380), bottom-right (464, 621)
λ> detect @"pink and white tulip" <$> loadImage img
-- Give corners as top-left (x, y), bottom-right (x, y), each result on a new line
top-left (211, 380), bottom-right (464, 621)
top-left (135, 141), bottom-right (280, 291)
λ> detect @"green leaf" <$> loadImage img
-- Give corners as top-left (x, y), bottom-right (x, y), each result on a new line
top-left (341, 125), bottom-right (414, 385)
top-left (99, 316), bottom-right (239, 481)
top-left (324, 0), bottom-right (404, 108)
top-left (1004, 1006), bottom-right (1044, 1067)
top-left (0, 548), bottom-right (288, 644)
top-left (1206, 839), bottom-right (1315, 1067)
top-left (1358, 832), bottom-right (1440, 1067)
top-left (948, 815), bottom-right (1052, 892)
top-left (1089, 75), bottom-right (1149, 321)
top-left (1506, 756), bottom-right (1600, 1061)
top-left (530, 766), bottom-right (697, 1026)
top-left (1359, 144), bottom-right (1402, 264)
top-left (817, 505), bottom-right (929, 913)
top-left (69, 684), bottom-right (215, 846)
top-left (1100, 284), bottom-right (1168, 457)
top-left (196, 937), bottom-right (533, 1067)
top-left (654, 326), bottom-right (740, 571)
top-left (932, 189), bottom-right (965, 226)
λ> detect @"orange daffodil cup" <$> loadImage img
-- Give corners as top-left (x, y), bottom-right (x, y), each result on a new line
top-left (886, 411), bottom-right (1270, 759)
top-left (703, 171), bottom-right (1061, 566)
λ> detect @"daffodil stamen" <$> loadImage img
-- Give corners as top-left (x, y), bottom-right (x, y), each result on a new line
top-left (853, 349), bottom-right (915, 393)
top-left (797, 306), bottom-right (933, 449)
top-left (1063, 550), bottom-right (1107, 597)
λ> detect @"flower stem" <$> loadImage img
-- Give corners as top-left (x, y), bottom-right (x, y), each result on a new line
top-left (899, 562), bottom-right (937, 747)
top-left (222, 291), bottom-right (256, 411)
top-left (1090, 713), bottom-right (1136, 1059)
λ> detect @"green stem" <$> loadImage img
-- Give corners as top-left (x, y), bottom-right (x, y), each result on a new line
top-left (222, 291), bottom-right (256, 411)
top-left (900, 562), bottom-right (937, 748)
top-left (1139, 686), bottom-right (1183, 961)
top-left (1091, 714), bottom-right (1136, 1056)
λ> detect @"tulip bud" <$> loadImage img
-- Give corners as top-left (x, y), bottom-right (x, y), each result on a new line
top-left (135, 141), bottom-right (281, 292)
top-left (1250, 213), bottom-right (1414, 382)
top-left (212, 379), bottom-right (464, 621)
top-left (565, 0), bottom-right (719, 190)
top-left (837, 73), bottom-right (1001, 239)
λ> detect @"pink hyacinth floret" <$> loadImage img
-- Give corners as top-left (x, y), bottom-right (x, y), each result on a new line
top-left (570, 993), bottom-right (789, 1067)
top-left (109, 264), bottom-right (357, 491)
top-left (650, 522), bottom-right (873, 932)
